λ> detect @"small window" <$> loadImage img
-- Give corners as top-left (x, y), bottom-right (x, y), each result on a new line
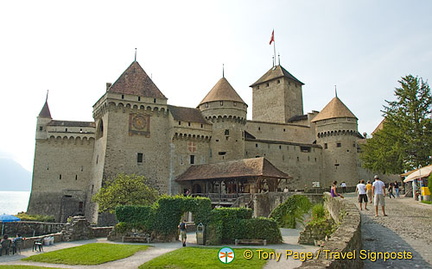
top-left (224, 129), bottom-right (229, 136)
top-left (205, 103), bottom-right (209, 108)
top-left (300, 146), bottom-right (311, 153)
top-left (190, 155), bottom-right (195, 164)
top-left (65, 128), bottom-right (68, 132)
top-left (138, 96), bottom-right (141, 101)
top-left (137, 153), bottom-right (143, 163)
top-left (266, 83), bottom-right (269, 87)
top-left (153, 98), bottom-right (156, 103)
top-left (277, 79), bottom-right (280, 84)
top-left (59, 174), bottom-right (62, 180)
top-left (233, 102), bottom-right (237, 106)
top-left (201, 124), bottom-right (203, 128)
top-left (255, 143), bottom-right (258, 148)
top-left (220, 101), bottom-right (223, 106)
top-left (218, 152), bottom-right (226, 155)
top-left (39, 126), bottom-right (43, 131)
top-left (75, 175), bottom-right (78, 180)
top-left (337, 142), bottom-right (342, 148)
top-left (178, 121), bottom-right (181, 125)
top-left (188, 122), bottom-right (191, 126)
top-left (324, 143), bottom-right (328, 149)
top-left (121, 94), bottom-right (124, 99)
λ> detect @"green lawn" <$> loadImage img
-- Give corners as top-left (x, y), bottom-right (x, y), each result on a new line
top-left (139, 247), bottom-right (272, 269)
top-left (0, 265), bottom-right (61, 269)
top-left (22, 243), bottom-right (149, 265)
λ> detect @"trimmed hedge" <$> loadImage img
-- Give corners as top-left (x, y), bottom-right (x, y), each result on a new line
top-left (115, 195), bottom-right (212, 240)
top-left (206, 207), bottom-right (281, 244)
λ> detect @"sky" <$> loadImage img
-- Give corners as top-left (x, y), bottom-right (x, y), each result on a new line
top-left (1, 0), bottom-right (431, 172)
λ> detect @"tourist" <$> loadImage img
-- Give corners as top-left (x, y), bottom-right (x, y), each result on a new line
top-left (394, 181), bottom-right (400, 198)
top-left (340, 181), bottom-right (347, 193)
top-left (366, 180), bottom-right (373, 204)
top-left (178, 219), bottom-right (187, 247)
top-left (330, 181), bottom-right (343, 198)
top-left (388, 182), bottom-right (396, 198)
top-left (356, 180), bottom-right (368, 210)
top-left (372, 175), bottom-right (387, 217)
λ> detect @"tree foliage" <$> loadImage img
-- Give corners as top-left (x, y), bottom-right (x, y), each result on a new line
top-left (361, 75), bottom-right (432, 174)
top-left (92, 174), bottom-right (159, 213)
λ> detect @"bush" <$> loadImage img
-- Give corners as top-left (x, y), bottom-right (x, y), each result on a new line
top-left (269, 195), bottom-right (312, 228)
top-left (311, 204), bottom-right (325, 220)
top-left (205, 207), bottom-right (281, 244)
top-left (114, 195), bottom-right (212, 240)
top-left (15, 212), bottom-right (56, 222)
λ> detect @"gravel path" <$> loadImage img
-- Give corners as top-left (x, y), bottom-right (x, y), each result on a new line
top-left (345, 193), bottom-right (432, 268)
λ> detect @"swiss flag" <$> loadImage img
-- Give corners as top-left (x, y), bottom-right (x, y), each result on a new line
top-left (269, 30), bottom-right (275, 45)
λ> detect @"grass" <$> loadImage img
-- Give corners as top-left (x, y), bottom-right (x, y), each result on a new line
top-left (22, 243), bottom-right (149, 265)
top-left (421, 200), bottom-right (432, 204)
top-left (0, 265), bottom-right (61, 269)
top-left (139, 247), bottom-right (272, 269)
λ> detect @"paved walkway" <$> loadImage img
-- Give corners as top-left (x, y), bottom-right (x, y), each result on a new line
top-left (344, 192), bottom-right (432, 268)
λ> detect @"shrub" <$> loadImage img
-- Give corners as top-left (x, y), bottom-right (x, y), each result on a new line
top-left (269, 195), bottom-right (312, 228)
top-left (15, 212), bottom-right (55, 222)
top-left (311, 204), bottom-right (325, 220)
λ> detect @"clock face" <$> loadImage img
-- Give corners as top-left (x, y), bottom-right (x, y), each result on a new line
top-left (132, 115), bottom-right (147, 130)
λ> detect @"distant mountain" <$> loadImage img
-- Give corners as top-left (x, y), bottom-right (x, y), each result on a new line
top-left (0, 158), bottom-right (32, 191)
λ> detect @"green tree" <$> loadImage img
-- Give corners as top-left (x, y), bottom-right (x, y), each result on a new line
top-left (361, 75), bottom-right (432, 174)
top-left (92, 174), bottom-right (159, 213)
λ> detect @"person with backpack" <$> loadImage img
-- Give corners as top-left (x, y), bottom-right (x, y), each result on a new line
top-left (178, 220), bottom-right (187, 247)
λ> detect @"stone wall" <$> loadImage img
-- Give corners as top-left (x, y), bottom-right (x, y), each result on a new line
top-left (1, 221), bottom-right (64, 238)
top-left (300, 193), bottom-right (362, 269)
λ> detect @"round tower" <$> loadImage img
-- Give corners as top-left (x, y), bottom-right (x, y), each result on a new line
top-left (198, 77), bottom-right (247, 163)
top-left (36, 98), bottom-right (52, 140)
top-left (311, 96), bottom-right (360, 188)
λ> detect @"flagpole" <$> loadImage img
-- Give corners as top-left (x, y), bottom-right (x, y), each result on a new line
top-left (273, 37), bottom-right (276, 67)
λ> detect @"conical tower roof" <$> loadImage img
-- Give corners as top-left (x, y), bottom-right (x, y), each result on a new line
top-left (250, 65), bottom-right (304, 87)
top-left (108, 61), bottom-right (167, 99)
top-left (199, 77), bottom-right (245, 105)
top-left (311, 97), bottom-right (357, 122)
top-left (38, 100), bottom-right (52, 119)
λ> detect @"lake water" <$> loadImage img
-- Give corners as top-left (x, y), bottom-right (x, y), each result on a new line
top-left (0, 191), bottom-right (30, 215)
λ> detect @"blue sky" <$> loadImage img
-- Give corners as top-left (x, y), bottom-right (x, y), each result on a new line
top-left (1, 0), bottom-right (431, 172)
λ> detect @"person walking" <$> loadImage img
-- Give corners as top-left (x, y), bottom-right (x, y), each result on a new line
top-left (394, 181), bottom-right (400, 198)
top-left (340, 182), bottom-right (347, 193)
top-left (178, 219), bottom-right (187, 247)
top-left (388, 182), bottom-right (396, 198)
top-left (372, 175), bottom-right (387, 217)
top-left (366, 180), bottom-right (373, 204)
top-left (356, 180), bottom-right (368, 210)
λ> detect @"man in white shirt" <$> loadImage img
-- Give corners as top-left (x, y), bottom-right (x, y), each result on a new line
top-left (356, 180), bottom-right (368, 211)
top-left (372, 175), bottom-right (387, 217)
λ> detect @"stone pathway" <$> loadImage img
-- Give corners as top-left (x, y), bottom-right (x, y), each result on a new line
top-left (344, 193), bottom-right (432, 268)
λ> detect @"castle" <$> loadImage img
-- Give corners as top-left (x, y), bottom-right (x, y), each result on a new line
top-left (28, 59), bottom-right (372, 224)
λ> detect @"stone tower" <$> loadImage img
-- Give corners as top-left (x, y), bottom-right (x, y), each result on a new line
top-left (198, 77), bottom-right (247, 163)
top-left (28, 99), bottom-right (95, 222)
top-left (311, 96), bottom-right (359, 188)
top-left (250, 65), bottom-right (304, 123)
top-left (86, 61), bottom-right (171, 224)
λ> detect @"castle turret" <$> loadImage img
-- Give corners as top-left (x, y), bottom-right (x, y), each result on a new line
top-left (36, 98), bottom-right (52, 140)
top-left (198, 77), bottom-right (247, 162)
top-left (250, 65), bottom-right (304, 123)
top-left (311, 96), bottom-right (360, 187)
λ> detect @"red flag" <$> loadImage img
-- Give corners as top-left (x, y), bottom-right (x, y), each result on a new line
top-left (269, 30), bottom-right (274, 45)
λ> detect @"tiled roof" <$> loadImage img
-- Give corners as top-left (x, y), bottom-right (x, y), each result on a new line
top-left (250, 65), bottom-right (304, 87)
top-left (38, 100), bottom-right (52, 119)
top-left (108, 61), bottom-right (167, 99)
top-left (199, 77), bottom-right (245, 105)
top-left (311, 97), bottom-right (357, 122)
top-left (47, 120), bottom-right (95, 127)
top-left (176, 157), bottom-right (291, 181)
top-left (168, 105), bottom-right (209, 124)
